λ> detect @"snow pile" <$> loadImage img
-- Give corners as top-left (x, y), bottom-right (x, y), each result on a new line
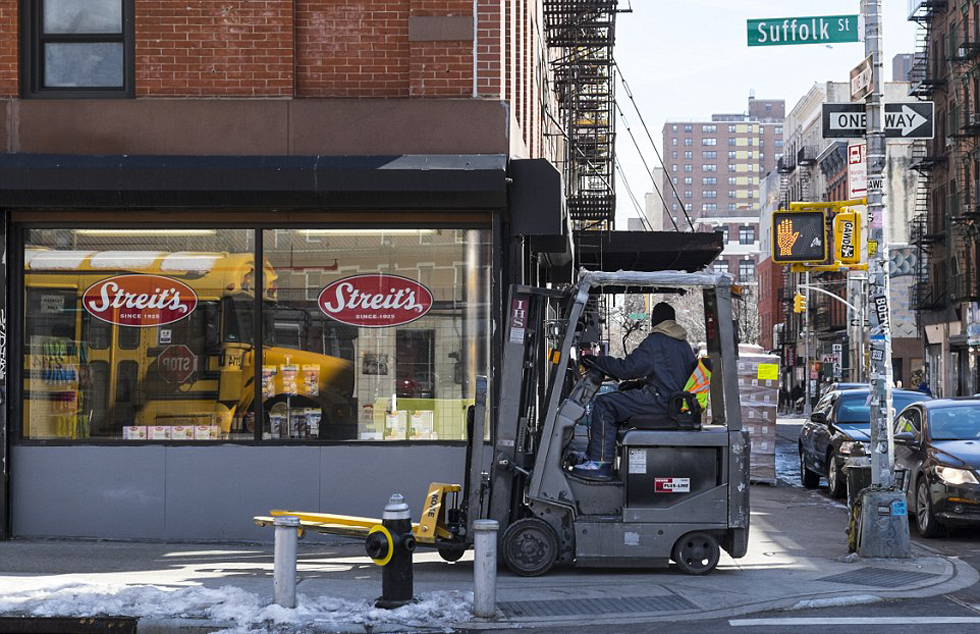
top-left (0, 578), bottom-right (472, 633)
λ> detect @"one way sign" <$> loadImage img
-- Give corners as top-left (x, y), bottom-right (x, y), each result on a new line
top-left (821, 102), bottom-right (934, 139)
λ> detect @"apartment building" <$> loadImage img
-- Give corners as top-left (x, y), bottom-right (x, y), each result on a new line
top-left (661, 96), bottom-right (784, 285)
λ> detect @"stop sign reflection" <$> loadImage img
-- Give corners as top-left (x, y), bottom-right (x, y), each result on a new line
top-left (158, 344), bottom-right (198, 384)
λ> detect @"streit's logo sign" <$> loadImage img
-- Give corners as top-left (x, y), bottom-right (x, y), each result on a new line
top-left (83, 275), bottom-right (197, 327)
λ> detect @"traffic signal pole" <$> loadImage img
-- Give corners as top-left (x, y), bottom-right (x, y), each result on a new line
top-left (803, 271), bottom-right (812, 417)
top-left (856, 0), bottom-right (910, 558)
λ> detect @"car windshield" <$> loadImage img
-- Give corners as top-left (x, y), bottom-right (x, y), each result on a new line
top-left (837, 392), bottom-right (929, 424)
top-left (929, 406), bottom-right (980, 440)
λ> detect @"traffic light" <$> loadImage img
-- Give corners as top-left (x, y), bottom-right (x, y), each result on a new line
top-left (771, 210), bottom-right (828, 264)
top-left (793, 292), bottom-right (807, 313)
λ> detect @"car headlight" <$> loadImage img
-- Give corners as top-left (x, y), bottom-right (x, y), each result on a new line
top-left (839, 441), bottom-right (867, 456)
top-left (936, 466), bottom-right (980, 485)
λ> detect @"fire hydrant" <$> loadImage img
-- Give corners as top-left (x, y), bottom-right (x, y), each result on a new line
top-left (365, 493), bottom-right (417, 608)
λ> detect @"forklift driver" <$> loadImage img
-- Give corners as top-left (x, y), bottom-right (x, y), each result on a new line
top-left (571, 302), bottom-right (697, 481)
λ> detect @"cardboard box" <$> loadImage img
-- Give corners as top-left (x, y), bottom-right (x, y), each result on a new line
top-left (149, 426), bottom-right (171, 440)
top-left (171, 426), bottom-right (194, 440)
top-left (194, 425), bottom-right (212, 440)
top-left (123, 426), bottom-right (146, 440)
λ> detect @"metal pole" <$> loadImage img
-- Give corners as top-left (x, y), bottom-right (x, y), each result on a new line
top-left (274, 515), bottom-right (300, 608)
top-left (803, 271), bottom-right (812, 417)
top-left (856, 0), bottom-right (910, 558)
top-left (856, 277), bottom-right (865, 381)
top-left (472, 519), bottom-right (499, 619)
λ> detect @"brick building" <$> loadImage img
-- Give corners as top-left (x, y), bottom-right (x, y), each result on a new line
top-left (0, 0), bottom-right (581, 541)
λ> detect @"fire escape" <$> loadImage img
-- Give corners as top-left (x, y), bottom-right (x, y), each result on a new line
top-left (908, 0), bottom-right (949, 317)
top-left (949, 16), bottom-right (980, 306)
top-left (543, 0), bottom-right (618, 231)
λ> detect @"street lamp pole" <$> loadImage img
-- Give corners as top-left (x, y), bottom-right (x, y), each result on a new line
top-left (856, 0), bottom-right (910, 558)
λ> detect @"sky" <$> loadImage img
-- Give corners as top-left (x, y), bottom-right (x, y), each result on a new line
top-left (613, 0), bottom-right (919, 228)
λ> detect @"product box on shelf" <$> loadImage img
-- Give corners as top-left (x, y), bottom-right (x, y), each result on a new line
top-left (123, 426), bottom-right (147, 440)
top-left (171, 426), bottom-right (194, 440)
top-left (149, 426), bottom-right (171, 440)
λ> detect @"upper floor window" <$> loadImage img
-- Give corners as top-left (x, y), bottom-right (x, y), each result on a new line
top-left (684, 138), bottom-right (693, 146)
top-left (703, 125), bottom-right (716, 133)
top-left (23, 0), bottom-right (134, 98)
top-left (728, 125), bottom-right (736, 133)
top-left (684, 124), bottom-right (693, 132)
top-left (684, 151), bottom-right (693, 159)
top-left (702, 151), bottom-right (717, 159)
top-left (739, 226), bottom-right (756, 244)
top-left (702, 138), bottom-right (717, 146)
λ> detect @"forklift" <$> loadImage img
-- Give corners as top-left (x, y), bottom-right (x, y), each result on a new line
top-left (256, 269), bottom-right (749, 576)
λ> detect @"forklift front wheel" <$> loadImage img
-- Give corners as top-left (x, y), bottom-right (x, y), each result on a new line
top-left (501, 518), bottom-right (559, 577)
top-left (671, 532), bottom-right (720, 575)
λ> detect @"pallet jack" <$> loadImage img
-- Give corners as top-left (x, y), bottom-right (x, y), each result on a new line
top-left (256, 269), bottom-right (749, 576)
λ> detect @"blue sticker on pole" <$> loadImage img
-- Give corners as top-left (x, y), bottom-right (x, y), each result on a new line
top-left (891, 500), bottom-right (907, 517)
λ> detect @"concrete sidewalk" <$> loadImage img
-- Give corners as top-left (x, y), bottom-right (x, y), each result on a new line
top-left (0, 482), bottom-right (975, 632)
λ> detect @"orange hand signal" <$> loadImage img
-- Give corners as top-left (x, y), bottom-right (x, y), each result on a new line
top-left (777, 218), bottom-right (800, 257)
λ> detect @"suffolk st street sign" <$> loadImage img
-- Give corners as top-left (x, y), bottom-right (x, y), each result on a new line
top-left (821, 102), bottom-right (935, 139)
top-left (747, 15), bottom-right (860, 46)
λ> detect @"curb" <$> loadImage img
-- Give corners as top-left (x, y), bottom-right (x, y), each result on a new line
top-left (454, 553), bottom-right (978, 630)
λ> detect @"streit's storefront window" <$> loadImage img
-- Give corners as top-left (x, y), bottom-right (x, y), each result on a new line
top-left (20, 227), bottom-right (491, 442)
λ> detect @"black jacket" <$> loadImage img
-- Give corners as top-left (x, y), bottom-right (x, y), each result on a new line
top-left (589, 321), bottom-right (696, 404)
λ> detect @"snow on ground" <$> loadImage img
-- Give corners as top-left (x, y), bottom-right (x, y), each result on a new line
top-left (0, 577), bottom-right (472, 633)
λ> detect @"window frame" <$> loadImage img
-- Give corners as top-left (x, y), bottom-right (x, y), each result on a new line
top-left (12, 221), bottom-right (493, 447)
top-left (21, 0), bottom-right (136, 98)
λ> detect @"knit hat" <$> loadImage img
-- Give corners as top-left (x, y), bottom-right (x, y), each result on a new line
top-left (650, 302), bottom-right (676, 326)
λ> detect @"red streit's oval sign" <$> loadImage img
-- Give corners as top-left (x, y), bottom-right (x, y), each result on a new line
top-left (83, 275), bottom-right (198, 327)
top-left (318, 274), bottom-right (433, 327)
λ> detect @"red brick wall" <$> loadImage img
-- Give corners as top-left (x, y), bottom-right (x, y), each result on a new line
top-left (409, 41), bottom-right (472, 96)
top-left (296, 0), bottom-right (409, 97)
top-left (137, 0), bottom-right (294, 97)
top-left (0, 0), bottom-right (17, 97)
top-left (758, 257), bottom-right (784, 350)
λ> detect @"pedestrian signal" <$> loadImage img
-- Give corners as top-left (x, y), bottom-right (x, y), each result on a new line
top-left (793, 293), bottom-right (807, 313)
top-left (834, 210), bottom-right (861, 264)
top-left (771, 210), bottom-right (827, 264)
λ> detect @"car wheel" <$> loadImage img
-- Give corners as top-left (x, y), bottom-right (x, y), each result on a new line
top-left (800, 446), bottom-right (820, 489)
top-left (915, 476), bottom-right (942, 538)
top-left (827, 449), bottom-right (846, 499)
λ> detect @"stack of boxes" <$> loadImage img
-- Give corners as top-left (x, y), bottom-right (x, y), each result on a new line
top-left (736, 346), bottom-right (780, 484)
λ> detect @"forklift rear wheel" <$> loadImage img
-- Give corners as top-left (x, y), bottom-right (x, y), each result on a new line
top-left (438, 546), bottom-right (465, 562)
top-left (671, 532), bottom-right (720, 575)
top-left (501, 518), bottom-right (559, 577)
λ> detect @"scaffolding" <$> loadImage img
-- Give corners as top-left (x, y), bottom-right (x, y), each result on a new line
top-left (543, 0), bottom-right (618, 230)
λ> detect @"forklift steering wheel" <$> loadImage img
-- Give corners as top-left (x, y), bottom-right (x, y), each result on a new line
top-left (579, 356), bottom-right (607, 377)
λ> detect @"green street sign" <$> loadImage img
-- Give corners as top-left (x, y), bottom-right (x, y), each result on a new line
top-left (628, 313), bottom-right (648, 320)
top-left (747, 15), bottom-right (860, 47)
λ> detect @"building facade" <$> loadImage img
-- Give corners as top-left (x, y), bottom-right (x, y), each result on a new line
top-left (908, 0), bottom-right (980, 396)
top-left (0, 0), bottom-right (577, 540)
top-left (772, 79), bottom-right (920, 395)
top-left (661, 96), bottom-right (784, 285)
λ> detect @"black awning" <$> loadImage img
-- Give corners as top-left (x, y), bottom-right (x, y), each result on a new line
top-left (573, 230), bottom-right (724, 273)
top-left (0, 154), bottom-right (507, 210)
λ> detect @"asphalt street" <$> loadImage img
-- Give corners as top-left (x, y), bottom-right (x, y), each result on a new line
top-left (466, 419), bottom-right (980, 634)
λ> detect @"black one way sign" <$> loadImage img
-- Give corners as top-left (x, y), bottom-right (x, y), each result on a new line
top-left (821, 102), bottom-right (934, 139)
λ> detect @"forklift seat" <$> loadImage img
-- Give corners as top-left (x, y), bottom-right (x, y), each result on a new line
top-left (617, 392), bottom-right (702, 441)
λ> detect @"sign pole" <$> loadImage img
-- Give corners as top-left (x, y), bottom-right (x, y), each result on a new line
top-left (803, 271), bottom-right (812, 417)
top-left (856, 0), bottom-right (910, 558)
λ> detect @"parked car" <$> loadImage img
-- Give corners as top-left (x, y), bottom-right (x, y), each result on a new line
top-left (826, 382), bottom-right (867, 392)
top-left (894, 399), bottom-right (980, 537)
top-left (799, 388), bottom-right (932, 498)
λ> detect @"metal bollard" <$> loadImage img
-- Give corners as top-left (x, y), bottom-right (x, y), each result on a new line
top-left (472, 519), bottom-right (499, 619)
top-left (365, 494), bottom-right (417, 609)
top-left (273, 515), bottom-right (300, 609)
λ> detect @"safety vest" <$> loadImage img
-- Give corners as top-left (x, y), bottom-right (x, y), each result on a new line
top-left (683, 358), bottom-right (712, 410)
